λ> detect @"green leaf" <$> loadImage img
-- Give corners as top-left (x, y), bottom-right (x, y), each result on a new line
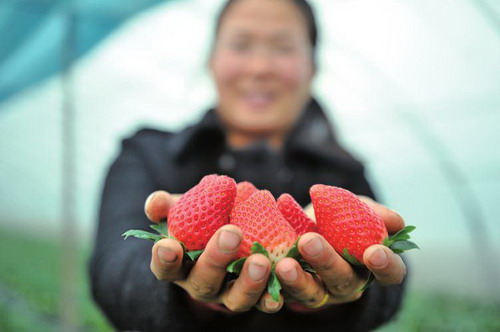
top-left (268, 267), bottom-right (282, 302)
top-left (186, 250), bottom-right (204, 261)
top-left (122, 230), bottom-right (162, 242)
top-left (402, 225), bottom-right (416, 233)
top-left (299, 259), bottom-right (316, 274)
top-left (392, 225), bottom-right (416, 239)
top-left (342, 248), bottom-right (363, 266)
top-left (150, 221), bottom-right (169, 236)
top-left (286, 239), bottom-right (301, 260)
top-left (385, 225), bottom-right (417, 247)
top-left (389, 233), bottom-right (411, 243)
top-left (390, 240), bottom-right (420, 253)
top-left (226, 257), bottom-right (247, 274)
top-left (251, 242), bottom-right (269, 258)
top-left (356, 272), bottom-right (375, 292)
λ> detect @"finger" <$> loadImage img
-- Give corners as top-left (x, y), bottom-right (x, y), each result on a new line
top-left (256, 292), bottom-right (284, 314)
top-left (151, 238), bottom-right (184, 281)
top-left (364, 245), bottom-right (407, 285)
top-left (144, 191), bottom-right (176, 223)
top-left (298, 233), bottom-right (364, 301)
top-left (222, 254), bottom-right (270, 312)
top-left (358, 196), bottom-right (405, 234)
top-left (180, 225), bottom-right (242, 302)
top-left (275, 257), bottom-right (326, 308)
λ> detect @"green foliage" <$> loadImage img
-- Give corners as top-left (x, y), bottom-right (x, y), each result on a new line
top-left (0, 227), bottom-right (112, 331)
top-left (378, 292), bottom-right (500, 331)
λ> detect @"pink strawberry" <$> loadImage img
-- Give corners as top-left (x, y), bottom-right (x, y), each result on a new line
top-left (277, 193), bottom-right (317, 236)
top-left (229, 190), bottom-right (298, 301)
top-left (231, 190), bottom-right (297, 263)
top-left (310, 184), bottom-right (417, 266)
top-left (234, 181), bottom-right (258, 206)
top-left (167, 174), bottom-right (237, 251)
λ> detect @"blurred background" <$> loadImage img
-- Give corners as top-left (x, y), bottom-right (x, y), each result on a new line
top-left (1, 0), bottom-right (499, 330)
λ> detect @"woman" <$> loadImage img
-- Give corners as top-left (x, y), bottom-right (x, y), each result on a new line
top-left (89, 0), bottom-right (408, 330)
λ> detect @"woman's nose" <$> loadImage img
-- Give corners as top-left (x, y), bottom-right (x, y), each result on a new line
top-left (245, 47), bottom-right (274, 76)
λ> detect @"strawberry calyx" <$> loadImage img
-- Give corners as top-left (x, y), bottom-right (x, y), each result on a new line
top-left (227, 242), bottom-right (283, 301)
top-left (342, 225), bottom-right (419, 292)
top-left (383, 225), bottom-right (419, 253)
top-left (226, 240), bottom-right (315, 302)
top-left (122, 220), bottom-right (205, 262)
top-left (287, 238), bottom-right (316, 274)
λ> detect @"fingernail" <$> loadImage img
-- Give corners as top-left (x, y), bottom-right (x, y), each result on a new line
top-left (304, 237), bottom-right (323, 257)
top-left (369, 248), bottom-right (387, 268)
top-left (281, 266), bottom-right (297, 282)
top-left (158, 246), bottom-right (177, 263)
top-left (390, 209), bottom-right (402, 218)
top-left (265, 297), bottom-right (280, 310)
top-left (248, 263), bottom-right (267, 281)
top-left (218, 230), bottom-right (241, 253)
top-left (144, 192), bottom-right (157, 217)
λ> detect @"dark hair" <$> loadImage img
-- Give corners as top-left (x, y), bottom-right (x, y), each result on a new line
top-left (212, 0), bottom-right (318, 64)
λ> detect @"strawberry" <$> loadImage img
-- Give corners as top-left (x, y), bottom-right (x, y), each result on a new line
top-left (310, 184), bottom-right (417, 266)
top-left (277, 193), bottom-right (317, 236)
top-left (228, 190), bottom-right (298, 301)
top-left (234, 181), bottom-right (258, 206)
top-left (167, 174), bottom-right (237, 251)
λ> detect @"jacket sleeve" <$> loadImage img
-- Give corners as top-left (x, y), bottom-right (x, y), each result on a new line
top-left (88, 134), bottom-right (208, 331)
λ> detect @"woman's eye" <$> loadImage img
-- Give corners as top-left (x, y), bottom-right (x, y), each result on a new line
top-left (230, 40), bottom-right (250, 52)
top-left (273, 44), bottom-right (296, 55)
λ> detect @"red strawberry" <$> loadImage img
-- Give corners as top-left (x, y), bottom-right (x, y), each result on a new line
top-left (167, 174), bottom-right (237, 251)
top-left (277, 193), bottom-right (317, 236)
top-left (234, 181), bottom-right (258, 206)
top-left (230, 190), bottom-right (297, 263)
top-left (310, 184), bottom-right (417, 266)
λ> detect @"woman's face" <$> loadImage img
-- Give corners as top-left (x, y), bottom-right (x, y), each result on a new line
top-left (210, 0), bottom-right (315, 143)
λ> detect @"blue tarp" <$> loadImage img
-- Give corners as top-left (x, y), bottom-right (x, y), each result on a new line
top-left (0, 0), bottom-right (167, 101)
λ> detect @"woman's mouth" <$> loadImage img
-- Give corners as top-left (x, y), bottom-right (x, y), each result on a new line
top-left (243, 92), bottom-right (275, 109)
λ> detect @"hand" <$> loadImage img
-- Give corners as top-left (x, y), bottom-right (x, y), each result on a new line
top-left (276, 197), bottom-right (407, 311)
top-left (145, 191), bottom-right (281, 314)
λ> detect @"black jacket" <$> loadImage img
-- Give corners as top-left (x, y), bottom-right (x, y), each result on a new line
top-left (89, 99), bottom-right (406, 331)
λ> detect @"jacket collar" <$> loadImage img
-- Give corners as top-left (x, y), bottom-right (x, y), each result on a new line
top-left (170, 98), bottom-right (364, 174)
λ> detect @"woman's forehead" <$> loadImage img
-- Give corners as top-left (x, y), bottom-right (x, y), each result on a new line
top-left (218, 0), bottom-right (308, 38)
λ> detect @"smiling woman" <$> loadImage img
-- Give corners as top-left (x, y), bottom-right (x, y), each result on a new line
top-left (89, 0), bottom-right (409, 331)
top-left (210, 0), bottom-right (316, 148)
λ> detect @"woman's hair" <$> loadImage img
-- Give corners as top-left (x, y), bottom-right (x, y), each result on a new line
top-left (212, 0), bottom-right (319, 64)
